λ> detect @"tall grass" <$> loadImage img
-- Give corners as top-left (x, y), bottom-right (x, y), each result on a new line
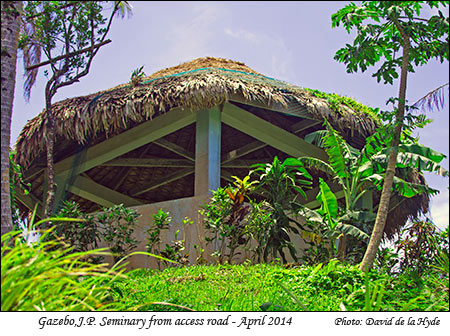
top-left (1, 228), bottom-right (125, 311)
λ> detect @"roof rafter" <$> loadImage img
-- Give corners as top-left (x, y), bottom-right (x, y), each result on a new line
top-left (54, 107), bottom-right (196, 177)
top-left (103, 158), bottom-right (194, 168)
top-left (153, 138), bottom-right (195, 161)
top-left (130, 167), bottom-right (194, 197)
top-left (221, 103), bottom-right (322, 165)
top-left (68, 175), bottom-right (143, 208)
top-left (221, 102), bottom-right (328, 161)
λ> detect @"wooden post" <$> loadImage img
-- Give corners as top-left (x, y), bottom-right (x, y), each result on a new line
top-left (195, 107), bottom-right (221, 195)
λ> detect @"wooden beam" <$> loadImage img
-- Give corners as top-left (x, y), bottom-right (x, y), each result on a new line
top-left (221, 141), bottom-right (267, 164)
top-left (220, 169), bottom-right (236, 183)
top-left (222, 102), bottom-right (328, 161)
top-left (68, 175), bottom-right (143, 208)
top-left (55, 107), bottom-right (196, 177)
top-left (23, 165), bottom-right (46, 182)
top-left (220, 110), bottom-right (321, 166)
top-left (130, 167), bottom-right (194, 197)
top-left (195, 107), bottom-right (221, 195)
top-left (14, 186), bottom-right (44, 219)
top-left (111, 143), bottom-right (152, 191)
top-left (154, 139), bottom-right (195, 161)
top-left (222, 159), bottom-right (272, 168)
top-left (102, 158), bottom-right (194, 168)
top-left (291, 119), bottom-right (321, 133)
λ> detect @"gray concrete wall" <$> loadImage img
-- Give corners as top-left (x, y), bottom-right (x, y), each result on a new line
top-left (102, 195), bottom-right (310, 270)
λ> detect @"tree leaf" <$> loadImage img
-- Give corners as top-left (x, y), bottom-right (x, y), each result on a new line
top-left (316, 178), bottom-right (338, 230)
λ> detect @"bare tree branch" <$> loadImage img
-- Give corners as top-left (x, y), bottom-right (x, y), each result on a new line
top-left (25, 39), bottom-right (112, 71)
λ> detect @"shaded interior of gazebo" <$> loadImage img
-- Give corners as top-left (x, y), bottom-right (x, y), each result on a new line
top-left (19, 98), bottom-right (359, 216)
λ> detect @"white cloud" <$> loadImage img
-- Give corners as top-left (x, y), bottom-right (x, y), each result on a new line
top-left (160, 3), bottom-right (227, 66)
top-left (224, 27), bottom-right (294, 82)
top-left (430, 188), bottom-right (449, 230)
top-left (224, 28), bottom-right (259, 44)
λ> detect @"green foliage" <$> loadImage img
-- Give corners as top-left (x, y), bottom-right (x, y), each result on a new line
top-left (1, 227), bottom-right (126, 311)
top-left (19, 2), bottom-right (128, 100)
top-left (304, 88), bottom-right (381, 121)
top-left (298, 119), bottom-right (447, 262)
top-left (396, 218), bottom-right (448, 273)
top-left (332, 1), bottom-right (449, 85)
top-left (110, 261), bottom-right (448, 311)
top-left (8, 151), bottom-right (30, 230)
top-left (200, 176), bottom-right (257, 263)
top-left (298, 120), bottom-right (377, 260)
top-left (145, 210), bottom-right (190, 268)
top-left (96, 204), bottom-right (140, 264)
top-left (130, 65), bottom-right (146, 86)
top-left (54, 201), bottom-right (101, 256)
top-left (159, 229), bottom-right (189, 267)
top-left (251, 156), bottom-right (312, 263)
top-left (245, 200), bottom-right (276, 263)
top-left (146, 208), bottom-right (172, 255)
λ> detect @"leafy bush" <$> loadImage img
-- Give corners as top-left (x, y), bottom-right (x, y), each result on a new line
top-left (396, 218), bottom-right (447, 273)
top-left (9, 151), bottom-right (30, 230)
top-left (146, 209), bottom-right (190, 268)
top-left (54, 202), bottom-right (141, 264)
top-left (97, 204), bottom-right (140, 264)
top-left (200, 176), bottom-right (257, 263)
top-left (55, 201), bottom-right (100, 254)
top-left (251, 156), bottom-right (312, 263)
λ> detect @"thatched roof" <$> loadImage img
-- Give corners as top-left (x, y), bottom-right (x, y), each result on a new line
top-left (14, 56), bottom-right (429, 239)
top-left (15, 57), bottom-right (379, 169)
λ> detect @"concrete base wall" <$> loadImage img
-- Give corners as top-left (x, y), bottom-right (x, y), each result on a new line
top-left (102, 195), bottom-right (309, 270)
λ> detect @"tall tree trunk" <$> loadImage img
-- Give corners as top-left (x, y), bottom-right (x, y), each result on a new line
top-left (359, 34), bottom-right (410, 272)
top-left (1, 1), bottom-right (22, 235)
top-left (43, 96), bottom-right (56, 219)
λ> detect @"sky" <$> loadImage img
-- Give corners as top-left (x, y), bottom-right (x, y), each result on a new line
top-left (10, 1), bottom-right (449, 230)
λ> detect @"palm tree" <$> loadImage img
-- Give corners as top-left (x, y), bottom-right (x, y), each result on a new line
top-left (1, 1), bottom-right (22, 235)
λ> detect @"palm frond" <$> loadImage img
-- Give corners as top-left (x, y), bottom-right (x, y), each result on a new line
top-left (412, 83), bottom-right (449, 113)
top-left (21, 22), bottom-right (41, 102)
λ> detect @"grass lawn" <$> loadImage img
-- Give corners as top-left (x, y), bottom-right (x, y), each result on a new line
top-left (109, 261), bottom-right (449, 311)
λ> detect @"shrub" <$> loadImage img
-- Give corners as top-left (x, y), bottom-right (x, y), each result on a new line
top-left (97, 204), bottom-right (140, 264)
top-left (200, 176), bottom-right (256, 264)
top-left (54, 201), bottom-right (100, 254)
top-left (146, 209), bottom-right (190, 268)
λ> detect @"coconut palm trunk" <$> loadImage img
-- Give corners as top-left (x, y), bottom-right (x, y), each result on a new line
top-left (359, 29), bottom-right (410, 272)
top-left (1, 1), bottom-right (22, 235)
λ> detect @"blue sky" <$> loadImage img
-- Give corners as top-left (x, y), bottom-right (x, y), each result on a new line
top-left (11, 1), bottom-right (449, 229)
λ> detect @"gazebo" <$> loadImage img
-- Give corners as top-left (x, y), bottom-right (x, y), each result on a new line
top-left (14, 57), bottom-right (429, 267)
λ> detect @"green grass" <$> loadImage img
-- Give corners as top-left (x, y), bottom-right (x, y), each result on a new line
top-left (109, 260), bottom-right (449, 311)
top-left (3, 228), bottom-right (447, 312)
top-left (1, 229), bottom-right (126, 311)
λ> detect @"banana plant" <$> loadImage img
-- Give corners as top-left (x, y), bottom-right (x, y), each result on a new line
top-left (296, 119), bottom-right (448, 261)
